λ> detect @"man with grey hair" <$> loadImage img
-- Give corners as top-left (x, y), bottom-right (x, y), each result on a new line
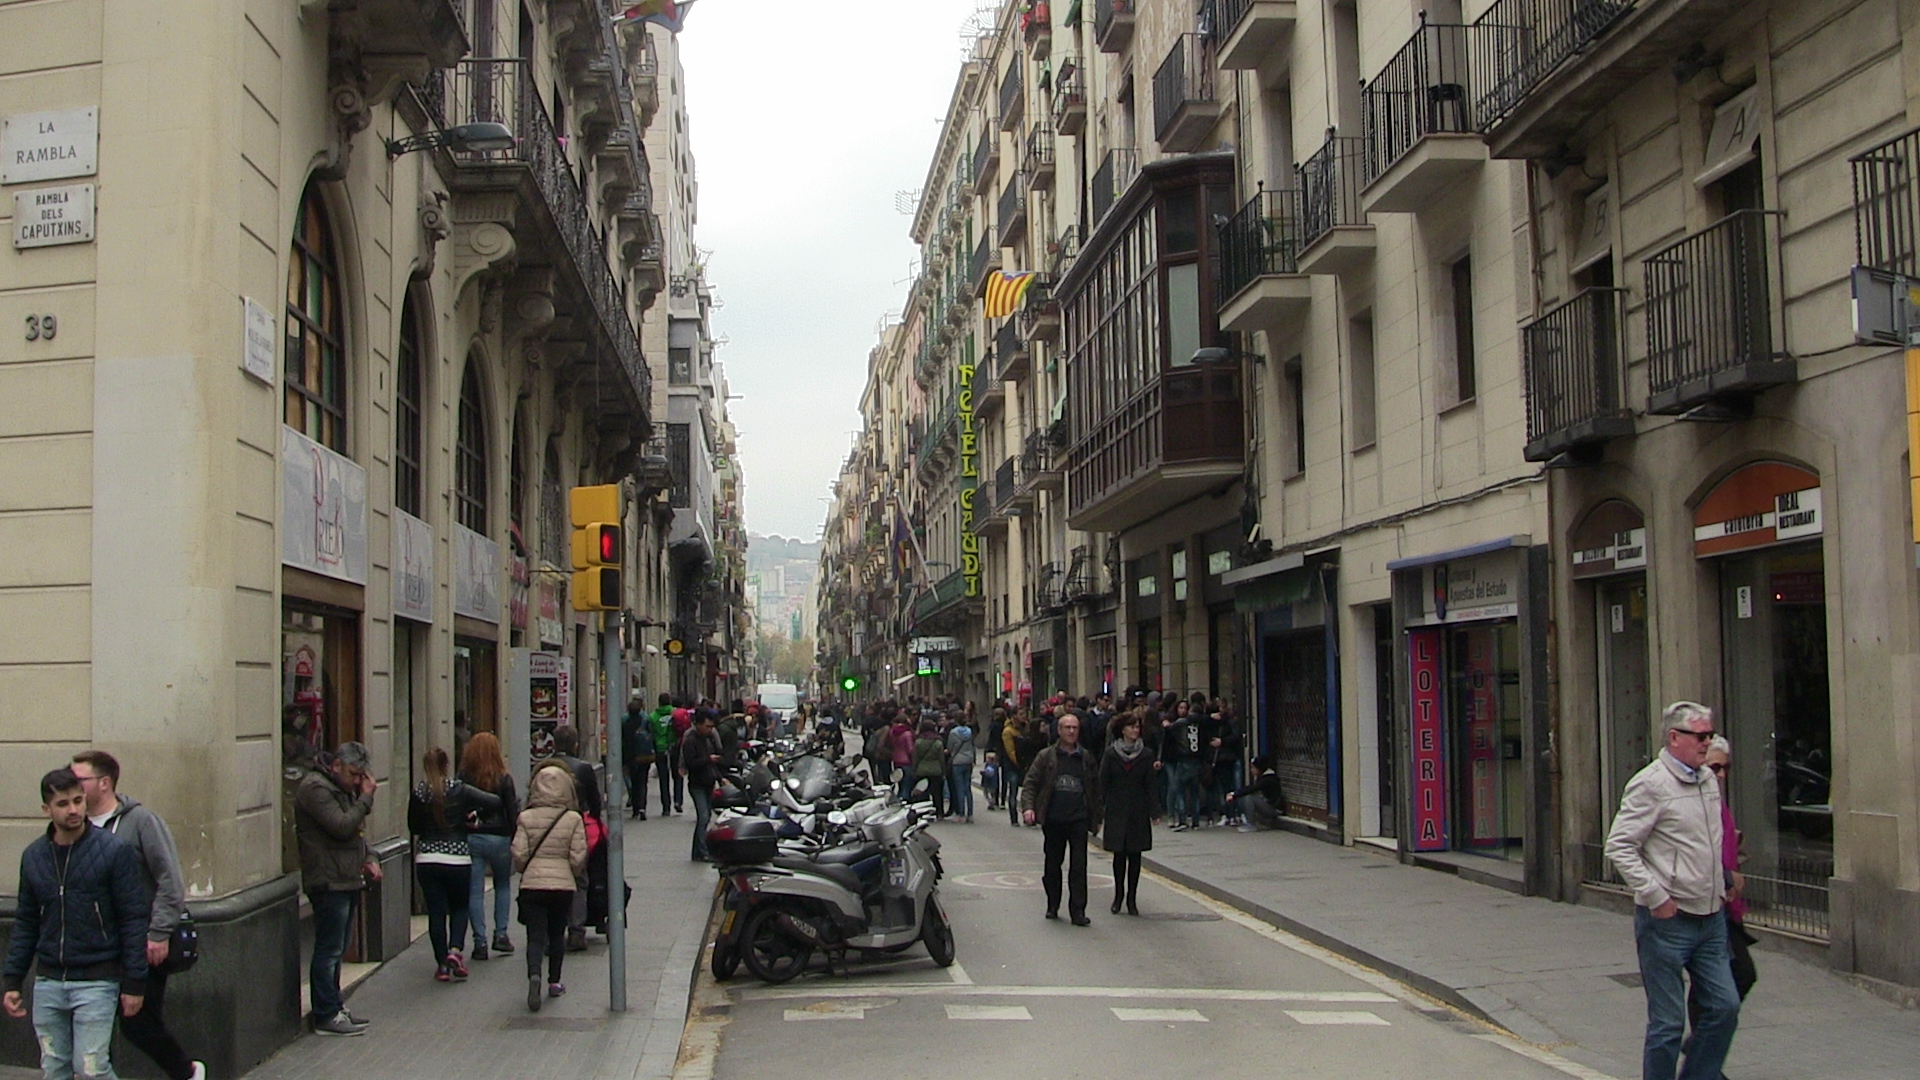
top-left (1605, 702), bottom-right (1741, 1080)
top-left (294, 742), bottom-right (381, 1036)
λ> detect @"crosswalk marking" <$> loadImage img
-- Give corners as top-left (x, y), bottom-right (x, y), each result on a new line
top-left (783, 1004), bottom-right (868, 1022)
top-left (739, 983), bottom-right (1398, 1004)
top-left (945, 1004), bottom-right (1031, 1021)
top-left (1285, 1010), bottom-right (1390, 1026)
top-left (1112, 1007), bottom-right (1209, 1023)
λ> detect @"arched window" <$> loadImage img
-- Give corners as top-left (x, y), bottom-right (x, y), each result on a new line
top-left (456, 360), bottom-right (489, 533)
top-left (394, 298), bottom-right (424, 517)
top-left (286, 184), bottom-right (347, 451)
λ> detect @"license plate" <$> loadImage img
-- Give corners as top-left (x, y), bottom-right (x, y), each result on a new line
top-left (720, 910), bottom-right (737, 935)
top-left (886, 853), bottom-right (907, 887)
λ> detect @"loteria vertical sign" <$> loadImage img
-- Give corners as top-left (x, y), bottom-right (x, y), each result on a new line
top-left (958, 363), bottom-right (981, 598)
top-left (1409, 627), bottom-right (1447, 851)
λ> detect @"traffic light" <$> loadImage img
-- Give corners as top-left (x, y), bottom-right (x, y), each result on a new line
top-left (840, 675), bottom-right (860, 693)
top-left (570, 484), bottom-right (623, 611)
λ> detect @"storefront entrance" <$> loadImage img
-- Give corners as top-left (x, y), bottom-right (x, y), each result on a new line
top-left (1263, 628), bottom-right (1330, 821)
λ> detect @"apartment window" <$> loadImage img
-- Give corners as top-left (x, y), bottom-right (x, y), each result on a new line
top-left (285, 184), bottom-right (347, 452)
top-left (1330, 1), bottom-right (1363, 135)
top-left (456, 360), bottom-right (490, 534)
top-left (1349, 311), bottom-right (1377, 449)
top-left (668, 423), bottom-right (692, 508)
top-left (394, 299), bottom-right (423, 516)
top-left (669, 347), bottom-right (693, 384)
top-left (1285, 354), bottom-right (1306, 475)
top-left (541, 444), bottom-right (565, 568)
top-left (1448, 256), bottom-right (1477, 404)
top-left (509, 408), bottom-right (527, 543)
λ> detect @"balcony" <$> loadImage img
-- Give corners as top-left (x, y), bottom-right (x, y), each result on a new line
top-left (1522, 288), bottom-right (1633, 463)
top-left (340, 0), bottom-right (467, 86)
top-left (972, 128), bottom-right (1001, 196)
top-left (1019, 280), bottom-right (1062, 344)
top-left (1475, 0), bottom-right (1745, 160)
top-left (428, 60), bottom-right (650, 423)
top-left (626, 29), bottom-right (659, 124)
top-left (1153, 35), bottom-right (1223, 154)
top-left (1022, 1), bottom-right (1052, 60)
top-left (1019, 427), bottom-right (1064, 495)
top-left (995, 456), bottom-right (1022, 511)
top-left (998, 171), bottom-right (1029, 246)
top-left (1219, 187), bottom-right (1311, 333)
top-left (995, 318), bottom-right (1031, 381)
top-left (1295, 134), bottom-right (1374, 275)
top-left (1218, 0), bottom-right (1298, 71)
top-left (973, 350), bottom-right (1005, 418)
top-left (977, 458), bottom-right (1015, 535)
top-left (999, 61), bottom-right (1025, 133)
top-left (1094, 0), bottom-right (1136, 54)
top-left (1048, 226), bottom-right (1081, 278)
top-left (1852, 126), bottom-right (1920, 279)
top-left (1644, 210), bottom-right (1795, 416)
top-left (1092, 147), bottom-right (1141, 229)
top-left (971, 232), bottom-right (1002, 297)
top-left (913, 569), bottom-right (978, 627)
top-left (1360, 20), bottom-right (1487, 213)
top-left (1026, 125), bottom-right (1057, 190)
top-left (1066, 360), bottom-right (1245, 533)
top-left (1054, 68), bottom-right (1087, 136)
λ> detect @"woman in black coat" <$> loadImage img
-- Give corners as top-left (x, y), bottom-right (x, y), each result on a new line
top-left (1099, 711), bottom-right (1162, 915)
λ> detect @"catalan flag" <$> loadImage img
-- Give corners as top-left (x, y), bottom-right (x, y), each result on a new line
top-left (983, 270), bottom-right (1038, 319)
top-left (614, 0), bottom-right (696, 32)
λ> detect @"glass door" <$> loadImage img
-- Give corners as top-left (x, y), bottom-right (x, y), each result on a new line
top-left (1598, 579), bottom-right (1651, 811)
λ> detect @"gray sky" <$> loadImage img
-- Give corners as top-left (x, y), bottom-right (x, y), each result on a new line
top-left (678, 0), bottom-right (989, 540)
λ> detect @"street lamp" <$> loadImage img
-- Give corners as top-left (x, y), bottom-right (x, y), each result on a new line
top-left (384, 122), bottom-right (516, 159)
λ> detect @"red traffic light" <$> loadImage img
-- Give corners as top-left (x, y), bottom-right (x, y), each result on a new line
top-left (599, 524), bottom-right (620, 562)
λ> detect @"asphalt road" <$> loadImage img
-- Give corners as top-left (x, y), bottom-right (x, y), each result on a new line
top-left (692, 804), bottom-right (1615, 1080)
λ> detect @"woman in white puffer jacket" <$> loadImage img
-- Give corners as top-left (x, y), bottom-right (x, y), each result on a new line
top-left (511, 760), bottom-right (587, 1011)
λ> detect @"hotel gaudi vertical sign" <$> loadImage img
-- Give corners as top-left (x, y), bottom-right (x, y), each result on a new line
top-left (958, 362), bottom-right (981, 598)
top-left (4, 107), bottom-right (98, 250)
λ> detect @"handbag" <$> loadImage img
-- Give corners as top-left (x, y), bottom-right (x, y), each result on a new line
top-left (159, 913), bottom-right (199, 975)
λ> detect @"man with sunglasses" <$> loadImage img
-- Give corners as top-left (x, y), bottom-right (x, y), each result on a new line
top-left (1605, 701), bottom-right (1741, 1080)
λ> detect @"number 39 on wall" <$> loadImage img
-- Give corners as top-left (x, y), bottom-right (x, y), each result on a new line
top-left (24, 314), bottom-right (57, 341)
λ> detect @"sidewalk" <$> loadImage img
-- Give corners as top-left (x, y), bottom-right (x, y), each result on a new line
top-left (1143, 825), bottom-right (1917, 1080)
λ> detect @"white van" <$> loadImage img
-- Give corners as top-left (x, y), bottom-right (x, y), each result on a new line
top-left (755, 683), bottom-right (800, 729)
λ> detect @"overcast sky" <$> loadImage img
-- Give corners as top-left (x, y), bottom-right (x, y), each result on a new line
top-left (678, 0), bottom-right (990, 540)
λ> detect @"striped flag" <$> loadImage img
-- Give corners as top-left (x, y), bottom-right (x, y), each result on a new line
top-left (983, 271), bottom-right (1039, 319)
top-left (614, 0), bottom-right (696, 32)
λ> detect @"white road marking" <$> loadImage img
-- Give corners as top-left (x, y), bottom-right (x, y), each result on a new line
top-left (945, 1004), bottom-right (1031, 1021)
top-left (783, 1004), bottom-right (868, 1022)
top-left (737, 983), bottom-right (1397, 1003)
top-left (1286, 1010), bottom-right (1391, 1026)
top-left (1471, 1035), bottom-right (1628, 1080)
top-left (946, 960), bottom-right (973, 986)
top-left (1112, 1007), bottom-right (1208, 1023)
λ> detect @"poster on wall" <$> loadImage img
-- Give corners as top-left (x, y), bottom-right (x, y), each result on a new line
top-left (281, 426), bottom-right (368, 584)
top-left (526, 651), bottom-right (571, 760)
top-left (1408, 628), bottom-right (1447, 851)
top-left (393, 509), bottom-right (433, 623)
top-left (1413, 551), bottom-right (1518, 625)
top-left (453, 523), bottom-right (501, 623)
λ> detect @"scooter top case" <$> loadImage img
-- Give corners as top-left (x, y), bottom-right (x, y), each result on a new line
top-left (708, 816), bottom-right (781, 865)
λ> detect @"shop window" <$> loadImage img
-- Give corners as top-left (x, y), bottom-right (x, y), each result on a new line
top-left (394, 299), bottom-right (424, 517)
top-left (457, 360), bottom-right (489, 534)
top-left (1446, 622), bottom-right (1523, 858)
top-left (1265, 628), bottom-right (1329, 820)
top-left (285, 184), bottom-right (347, 452)
top-left (1135, 619), bottom-right (1163, 691)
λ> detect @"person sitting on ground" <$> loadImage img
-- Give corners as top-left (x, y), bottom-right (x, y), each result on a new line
top-left (1227, 756), bottom-right (1285, 832)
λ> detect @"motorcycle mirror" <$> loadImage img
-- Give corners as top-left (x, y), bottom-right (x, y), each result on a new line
top-left (785, 776), bottom-right (801, 791)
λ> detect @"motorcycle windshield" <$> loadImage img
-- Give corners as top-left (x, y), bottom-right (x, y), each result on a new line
top-left (790, 755), bottom-right (836, 802)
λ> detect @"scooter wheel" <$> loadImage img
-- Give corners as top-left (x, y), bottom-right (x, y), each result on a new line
top-left (922, 896), bottom-right (955, 968)
top-left (711, 942), bottom-right (740, 981)
top-left (741, 906), bottom-right (813, 985)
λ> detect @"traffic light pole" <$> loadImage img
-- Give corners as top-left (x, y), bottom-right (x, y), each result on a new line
top-left (602, 611), bottom-right (628, 1013)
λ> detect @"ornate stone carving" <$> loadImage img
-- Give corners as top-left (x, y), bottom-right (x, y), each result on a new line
top-left (410, 188), bottom-right (450, 280)
top-left (450, 220), bottom-right (517, 303)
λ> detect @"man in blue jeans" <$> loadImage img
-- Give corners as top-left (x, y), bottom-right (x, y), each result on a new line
top-left (293, 742), bottom-right (381, 1037)
top-left (1604, 702), bottom-right (1741, 1080)
top-left (4, 767), bottom-right (150, 1079)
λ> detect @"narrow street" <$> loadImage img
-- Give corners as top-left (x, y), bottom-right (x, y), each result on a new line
top-left (694, 811), bottom-right (1593, 1080)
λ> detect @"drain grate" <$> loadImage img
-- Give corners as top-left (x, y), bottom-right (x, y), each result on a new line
top-left (1608, 972), bottom-right (1644, 988)
top-left (1137, 912), bottom-right (1224, 922)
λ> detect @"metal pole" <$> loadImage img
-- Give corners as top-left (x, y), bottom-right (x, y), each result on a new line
top-left (603, 610), bottom-right (628, 1012)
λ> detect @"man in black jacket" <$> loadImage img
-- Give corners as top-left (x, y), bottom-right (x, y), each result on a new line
top-left (1227, 755), bottom-right (1286, 831)
top-left (4, 768), bottom-right (150, 1080)
top-left (1020, 715), bottom-right (1104, 926)
top-left (680, 713), bottom-right (724, 861)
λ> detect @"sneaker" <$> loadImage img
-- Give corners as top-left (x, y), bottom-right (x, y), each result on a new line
top-left (189, 1063), bottom-right (208, 1080)
top-left (434, 962), bottom-right (452, 982)
top-left (566, 929), bottom-right (588, 953)
top-left (1169, 822), bottom-right (1187, 832)
top-left (472, 940), bottom-right (490, 962)
top-left (313, 1013), bottom-right (365, 1036)
top-left (492, 933), bottom-right (515, 955)
top-left (528, 976), bottom-right (543, 1013)
top-left (548, 982), bottom-right (567, 998)
top-left (341, 1007), bottom-right (371, 1029)
top-left (447, 948), bottom-right (469, 980)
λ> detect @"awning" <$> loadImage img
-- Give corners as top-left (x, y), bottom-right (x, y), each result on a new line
top-left (1386, 535), bottom-right (1529, 572)
top-left (891, 672), bottom-right (916, 687)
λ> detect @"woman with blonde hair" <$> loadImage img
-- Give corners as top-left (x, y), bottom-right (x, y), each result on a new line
top-left (458, 732), bottom-right (519, 960)
top-left (511, 760), bottom-right (587, 1010)
top-left (408, 746), bottom-right (502, 982)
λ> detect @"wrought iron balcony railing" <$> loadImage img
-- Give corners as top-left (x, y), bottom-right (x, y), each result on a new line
top-left (1852, 125), bottom-right (1920, 279)
top-left (1026, 125), bottom-right (1056, 188)
top-left (971, 231), bottom-right (1001, 295)
top-left (993, 457), bottom-right (1019, 510)
top-left (1361, 19), bottom-right (1473, 188)
top-left (972, 127), bottom-right (1001, 195)
top-left (1522, 287), bottom-right (1632, 461)
top-left (1297, 134), bottom-right (1368, 250)
top-left (1220, 187), bottom-right (1304, 303)
top-left (1644, 209), bottom-right (1794, 415)
top-left (999, 60), bottom-right (1025, 132)
top-left (428, 59), bottom-right (649, 414)
top-left (1053, 67), bottom-right (1087, 135)
top-left (1153, 33), bottom-right (1218, 148)
top-left (1094, 0), bottom-right (1136, 53)
top-left (998, 171), bottom-right (1028, 245)
top-left (912, 570), bottom-right (971, 625)
top-left (1468, 0), bottom-right (1634, 131)
top-left (1092, 147), bottom-right (1140, 228)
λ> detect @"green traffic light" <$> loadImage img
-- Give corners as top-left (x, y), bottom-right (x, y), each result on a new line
top-left (840, 676), bottom-right (859, 692)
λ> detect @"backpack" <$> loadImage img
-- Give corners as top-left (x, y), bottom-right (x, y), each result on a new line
top-left (629, 718), bottom-right (657, 762)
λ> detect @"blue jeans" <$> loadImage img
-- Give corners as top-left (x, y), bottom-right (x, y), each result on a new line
top-left (308, 889), bottom-right (359, 1022)
top-left (468, 832), bottom-right (513, 942)
top-left (1168, 758), bottom-right (1201, 824)
top-left (690, 784), bottom-right (713, 859)
top-left (948, 763), bottom-right (974, 818)
top-left (1004, 768), bottom-right (1024, 823)
top-left (31, 978), bottom-right (120, 1080)
top-left (1634, 906), bottom-right (1741, 1080)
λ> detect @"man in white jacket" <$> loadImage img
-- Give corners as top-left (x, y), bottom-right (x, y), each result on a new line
top-left (1604, 701), bottom-right (1741, 1080)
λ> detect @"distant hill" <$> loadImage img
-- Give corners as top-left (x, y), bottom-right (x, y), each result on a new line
top-left (746, 533), bottom-right (821, 572)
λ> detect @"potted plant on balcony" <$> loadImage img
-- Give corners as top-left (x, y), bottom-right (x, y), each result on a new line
top-left (1021, 2), bottom-right (1050, 33)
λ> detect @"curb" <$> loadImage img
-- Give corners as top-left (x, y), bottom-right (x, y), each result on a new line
top-left (669, 890), bottom-right (731, 1080)
top-left (1139, 852), bottom-right (1559, 1045)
